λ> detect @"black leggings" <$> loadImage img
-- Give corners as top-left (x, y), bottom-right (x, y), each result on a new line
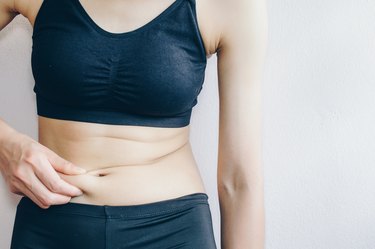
top-left (10, 192), bottom-right (217, 249)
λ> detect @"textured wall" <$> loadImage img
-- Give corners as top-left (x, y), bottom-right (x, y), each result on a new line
top-left (1, 0), bottom-right (375, 248)
top-left (263, 0), bottom-right (375, 248)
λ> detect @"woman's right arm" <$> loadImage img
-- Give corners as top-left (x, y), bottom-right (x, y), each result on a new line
top-left (0, 1), bottom-right (87, 209)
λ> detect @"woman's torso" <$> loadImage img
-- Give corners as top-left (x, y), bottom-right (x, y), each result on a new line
top-left (24, 0), bottom-right (220, 206)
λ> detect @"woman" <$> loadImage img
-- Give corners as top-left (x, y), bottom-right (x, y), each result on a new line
top-left (0, 0), bottom-right (267, 248)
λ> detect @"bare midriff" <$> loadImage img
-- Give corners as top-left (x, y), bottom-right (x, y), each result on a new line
top-left (37, 116), bottom-right (207, 206)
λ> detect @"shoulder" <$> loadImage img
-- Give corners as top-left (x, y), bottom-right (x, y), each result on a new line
top-left (215, 0), bottom-right (268, 53)
top-left (194, 0), bottom-right (227, 56)
top-left (195, 0), bottom-right (267, 56)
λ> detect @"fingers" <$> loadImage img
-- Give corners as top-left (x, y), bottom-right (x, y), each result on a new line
top-left (9, 175), bottom-right (54, 209)
top-left (25, 171), bottom-right (73, 207)
top-left (32, 155), bottom-right (84, 197)
top-left (2, 133), bottom-right (87, 208)
top-left (43, 148), bottom-right (87, 175)
top-left (17, 182), bottom-right (50, 209)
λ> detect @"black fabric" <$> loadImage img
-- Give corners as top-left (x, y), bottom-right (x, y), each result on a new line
top-left (31, 0), bottom-right (207, 127)
top-left (10, 193), bottom-right (217, 249)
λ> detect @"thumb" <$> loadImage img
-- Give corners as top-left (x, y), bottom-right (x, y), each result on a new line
top-left (46, 150), bottom-right (87, 175)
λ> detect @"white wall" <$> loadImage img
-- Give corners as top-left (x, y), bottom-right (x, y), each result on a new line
top-left (263, 0), bottom-right (375, 248)
top-left (1, 0), bottom-right (375, 248)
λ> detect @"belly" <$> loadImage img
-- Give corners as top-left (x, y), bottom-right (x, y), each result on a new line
top-left (37, 116), bottom-right (206, 206)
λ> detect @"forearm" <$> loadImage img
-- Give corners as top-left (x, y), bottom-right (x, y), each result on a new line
top-left (218, 183), bottom-right (265, 249)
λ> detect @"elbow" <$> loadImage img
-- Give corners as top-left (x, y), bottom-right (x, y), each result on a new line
top-left (217, 176), bottom-right (264, 197)
top-left (218, 179), bottom-right (251, 196)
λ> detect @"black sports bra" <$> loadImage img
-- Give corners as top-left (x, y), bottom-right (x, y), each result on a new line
top-left (31, 0), bottom-right (207, 128)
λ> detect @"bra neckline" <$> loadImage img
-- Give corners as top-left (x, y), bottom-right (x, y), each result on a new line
top-left (73, 0), bottom-right (185, 38)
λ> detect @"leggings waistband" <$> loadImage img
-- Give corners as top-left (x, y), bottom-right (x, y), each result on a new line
top-left (17, 192), bottom-right (209, 219)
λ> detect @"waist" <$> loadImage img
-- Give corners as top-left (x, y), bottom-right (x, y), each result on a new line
top-left (38, 115), bottom-right (191, 169)
top-left (59, 142), bottom-right (205, 206)
top-left (37, 116), bottom-right (206, 205)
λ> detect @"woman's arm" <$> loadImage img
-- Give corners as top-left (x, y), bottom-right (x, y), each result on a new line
top-left (0, 0), bottom-right (20, 30)
top-left (216, 0), bottom-right (268, 248)
top-left (0, 0), bottom-right (87, 208)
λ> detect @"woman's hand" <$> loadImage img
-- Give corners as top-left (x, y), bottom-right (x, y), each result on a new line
top-left (0, 130), bottom-right (87, 209)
